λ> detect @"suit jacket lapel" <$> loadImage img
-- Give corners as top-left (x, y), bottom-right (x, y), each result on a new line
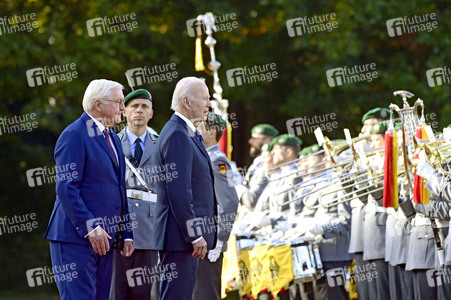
top-left (111, 132), bottom-right (123, 173)
top-left (93, 127), bottom-right (118, 170)
top-left (171, 114), bottom-right (210, 162)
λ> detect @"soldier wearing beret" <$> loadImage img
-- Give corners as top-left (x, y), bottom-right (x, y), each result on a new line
top-left (193, 112), bottom-right (239, 300)
top-left (245, 124), bottom-right (279, 184)
top-left (111, 89), bottom-right (159, 300)
top-left (361, 108), bottom-right (390, 136)
top-left (238, 135), bottom-right (302, 233)
top-left (257, 134), bottom-right (303, 214)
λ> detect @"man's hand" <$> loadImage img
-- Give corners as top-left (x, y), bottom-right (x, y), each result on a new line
top-left (121, 240), bottom-right (135, 257)
top-left (87, 227), bottom-right (112, 255)
top-left (208, 240), bottom-right (224, 262)
top-left (192, 237), bottom-right (207, 259)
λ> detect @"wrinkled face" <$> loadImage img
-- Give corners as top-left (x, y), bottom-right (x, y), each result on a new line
top-left (361, 118), bottom-right (378, 135)
top-left (370, 134), bottom-right (385, 149)
top-left (124, 98), bottom-right (153, 128)
top-left (98, 87), bottom-right (125, 126)
top-left (248, 133), bottom-right (270, 157)
top-left (187, 83), bottom-right (211, 124)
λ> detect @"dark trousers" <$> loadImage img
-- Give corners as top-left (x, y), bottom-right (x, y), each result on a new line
top-left (366, 259), bottom-right (389, 300)
top-left (159, 251), bottom-right (198, 300)
top-left (318, 261), bottom-right (350, 300)
top-left (388, 264), bottom-right (403, 300)
top-left (50, 241), bottom-right (113, 300)
top-left (413, 269), bottom-right (437, 300)
top-left (192, 253), bottom-right (223, 300)
top-left (112, 249), bottom-right (159, 300)
top-left (354, 253), bottom-right (371, 300)
top-left (398, 264), bottom-right (414, 300)
top-left (438, 265), bottom-right (451, 300)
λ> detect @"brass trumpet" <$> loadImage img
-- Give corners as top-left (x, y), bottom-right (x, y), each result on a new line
top-left (318, 167), bottom-right (406, 208)
top-left (425, 143), bottom-right (451, 174)
top-left (266, 134), bottom-right (372, 180)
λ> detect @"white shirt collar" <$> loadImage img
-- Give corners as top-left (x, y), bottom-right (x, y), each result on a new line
top-left (86, 111), bottom-right (106, 133)
top-left (126, 127), bottom-right (147, 145)
top-left (174, 111), bottom-right (196, 133)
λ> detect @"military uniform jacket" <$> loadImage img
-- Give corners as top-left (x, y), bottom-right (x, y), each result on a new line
top-left (206, 145), bottom-right (239, 252)
top-left (118, 127), bottom-right (158, 250)
top-left (256, 163), bottom-right (298, 214)
top-left (387, 209), bottom-right (411, 266)
top-left (303, 171), bottom-right (353, 262)
top-left (362, 184), bottom-right (387, 261)
top-left (405, 213), bottom-right (437, 270)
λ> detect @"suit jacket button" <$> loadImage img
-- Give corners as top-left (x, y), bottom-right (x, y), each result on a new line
top-left (76, 227), bottom-right (79, 230)
top-left (135, 203), bottom-right (139, 207)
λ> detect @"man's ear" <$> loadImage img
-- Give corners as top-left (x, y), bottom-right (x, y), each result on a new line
top-left (182, 96), bottom-right (190, 110)
top-left (93, 99), bottom-right (102, 112)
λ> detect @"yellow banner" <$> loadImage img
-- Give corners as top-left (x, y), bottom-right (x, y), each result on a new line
top-left (238, 248), bottom-right (253, 298)
top-left (221, 235), bottom-right (239, 299)
top-left (269, 244), bottom-right (294, 298)
top-left (250, 244), bottom-right (272, 298)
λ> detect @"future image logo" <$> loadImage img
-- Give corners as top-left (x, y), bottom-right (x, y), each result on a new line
top-left (226, 63), bottom-right (278, 87)
top-left (286, 13), bottom-right (338, 37)
top-left (386, 13), bottom-right (438, 37)
top-left (26, 63), bottom-right (78, 87)
top-left (326, 63), bottom-right (378, 87)
top-left (426, 67), bottom-right (451, 87)
top-left (86, 14), bottom-right (138, 37)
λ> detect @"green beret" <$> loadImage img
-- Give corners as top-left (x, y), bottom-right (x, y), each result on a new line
top-left (362, 108), bottom-right (390, 124)
top-left (273, 134), bottom-right (302, 147)
top-left (299, 144), bottom-right (322, 156)
top-left (206, 112), bottom-right (227, 128)
top-left (251, 124), bottom-right (279, 136)
top-left (370, 121), bottom-right (389, 134)
top-left (124, 89), bottom-right (152, 105)
top-left (261, 139), bottom-right (276, 152)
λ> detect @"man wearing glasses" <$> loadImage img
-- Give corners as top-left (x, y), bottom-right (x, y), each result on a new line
top-left (44, 79), bottom-right (134, 300)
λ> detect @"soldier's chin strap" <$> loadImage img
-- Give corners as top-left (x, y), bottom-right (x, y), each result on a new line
top-left (124, 156), bottom-right (151, 192)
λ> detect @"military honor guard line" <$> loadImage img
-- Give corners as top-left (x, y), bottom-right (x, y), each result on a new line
top-left (43, 77), bottom-right (450, 300)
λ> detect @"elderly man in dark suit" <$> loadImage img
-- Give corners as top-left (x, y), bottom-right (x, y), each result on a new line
top-left (44, 79), bottom-right (134, 300)
top-left (193, 112), bottom-right (239, 300)
top-left (111, 89), bottom-right (159, 300)
top-left (152, 77), bottom-right (217, 300)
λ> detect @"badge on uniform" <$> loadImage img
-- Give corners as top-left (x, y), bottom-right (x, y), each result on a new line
top-left (218, 163), bottom-right (227, 174)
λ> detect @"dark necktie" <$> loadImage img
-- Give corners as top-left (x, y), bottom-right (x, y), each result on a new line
top-left (134, 138), bottom-right (143, 164)
top-left (195, 130), bottom-right (204, 145)
top-left (103, 129), bottom-right (118, 168)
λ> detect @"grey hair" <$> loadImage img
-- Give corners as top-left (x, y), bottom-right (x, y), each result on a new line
top-left (171, 77), bottom-right (206, 110)
top-left (82, 79), bottom-right (124, 111)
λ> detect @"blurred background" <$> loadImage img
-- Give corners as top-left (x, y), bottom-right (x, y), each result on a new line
top-left (0, 0), bottom-right (449, 298)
